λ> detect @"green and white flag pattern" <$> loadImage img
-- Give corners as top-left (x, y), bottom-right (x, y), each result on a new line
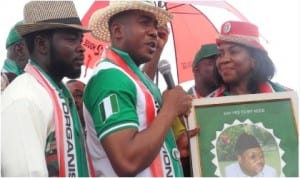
top-left (99, 94), bottom-right (119, 122)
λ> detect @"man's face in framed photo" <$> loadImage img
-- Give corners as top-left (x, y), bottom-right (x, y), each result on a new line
top-left (238, 147), bottom-right (265, 176)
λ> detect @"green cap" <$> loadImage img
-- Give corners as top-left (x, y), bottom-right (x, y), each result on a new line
top-left (6, 21), bottom-right (24, 49)
top-left (192, 43), bottom-right (218, 68)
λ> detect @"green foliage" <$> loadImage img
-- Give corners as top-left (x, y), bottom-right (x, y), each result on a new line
top-left (216, 124), bottom-right (278, 161)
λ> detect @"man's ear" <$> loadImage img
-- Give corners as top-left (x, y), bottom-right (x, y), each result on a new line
top-left (13, 43), bottom-right (23, 57)
top-left (111, 23), bottom-right (123, 40)
top-left (35, 35), bottom-right (49, 55)
top-left (192, 66), bottom-right (198, 73)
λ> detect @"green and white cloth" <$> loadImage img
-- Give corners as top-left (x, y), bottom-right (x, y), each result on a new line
top-left (2, 58), bottom-right (23, 75)
top-left (1, 61), bottom-right (93, 176)
top-left (83, 47), bottom-right (183, 177)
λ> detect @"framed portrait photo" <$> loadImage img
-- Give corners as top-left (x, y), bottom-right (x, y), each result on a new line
top-left (188, 91), bottom-right (298, 177)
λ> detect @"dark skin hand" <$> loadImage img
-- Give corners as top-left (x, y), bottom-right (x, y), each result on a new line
top-left (102, 86), bottom-right (193, 176)
top-left (107, 12), bottom-right (195, 176)
top-left (176, 127), bottom-right (200, 157)
top-left (105, 13), bottom-right (179, 176)
top-left (143, 24), bottom-right (200, 163)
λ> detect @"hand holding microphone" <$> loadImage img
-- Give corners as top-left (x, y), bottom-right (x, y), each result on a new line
top-left (158, 60), bottom-right (192, 117)
top-left (158, 60), bottom-right (198, 177)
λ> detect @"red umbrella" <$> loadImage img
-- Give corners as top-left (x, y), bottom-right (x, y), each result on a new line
top-left (81, 1), bottom-right (109, 76)
top-left (164, 1), bottom-right (250, 83)
top-left (165, 2), bottom-right (218, 83)
top-left (81, 1), bottom-right (250, 82)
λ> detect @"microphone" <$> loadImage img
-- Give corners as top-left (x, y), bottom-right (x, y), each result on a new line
top-left (158, 60), bottom-right (195, 176)
top-left (158, 59), bottom-right (193, 177)
top-left (158, 59), bottom-right (175, 89)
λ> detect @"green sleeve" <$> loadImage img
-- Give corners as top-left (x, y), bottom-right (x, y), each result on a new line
top-left (84, 68), bottom-right (139, 140)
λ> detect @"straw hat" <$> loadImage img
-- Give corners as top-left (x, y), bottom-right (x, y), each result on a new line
top-left (216, 21), bottom-right (266, 51)
top-left (88, 1), bottom-right (173, 42)
top-left (15, 1), bottom-right (90, 36)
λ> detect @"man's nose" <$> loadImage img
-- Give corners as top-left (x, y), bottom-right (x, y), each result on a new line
top-left (148, 26), bottom-right (158, 39)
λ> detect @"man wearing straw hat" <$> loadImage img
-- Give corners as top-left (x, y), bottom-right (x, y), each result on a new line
top-left (83, 1), bottom-right (192, 176)
top-left (1, 1), bottom-right (94, 176)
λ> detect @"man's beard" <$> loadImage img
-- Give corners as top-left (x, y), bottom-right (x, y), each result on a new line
top-left (49, 44), bottom-right (81, 79)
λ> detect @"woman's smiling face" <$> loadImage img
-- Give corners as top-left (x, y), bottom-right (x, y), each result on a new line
top-left (216, 43), bottom-right (255, 85)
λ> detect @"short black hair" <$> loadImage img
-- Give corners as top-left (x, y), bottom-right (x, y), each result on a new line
top-left (235, 133), bottom-right (261, 155)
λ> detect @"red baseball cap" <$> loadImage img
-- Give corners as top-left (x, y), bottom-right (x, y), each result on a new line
top-left (216, 21), bottom-right (266, 52)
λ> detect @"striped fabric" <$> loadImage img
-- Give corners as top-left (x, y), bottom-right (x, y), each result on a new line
top-left (99, 94), bottom-right (119, 122)
top-left (25, 62), bottom-right (94, 177)
top-left (208, 81), bottom-right (291, 97)
top-left (83, 48), bottom-right (183, 177)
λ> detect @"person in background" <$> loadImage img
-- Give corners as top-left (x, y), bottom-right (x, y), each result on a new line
top-left (225, 133), bottom-right (277, 177)
top-left (143, 23), bottom-right (199, 177)
top-left (142, 24), bottom-right (169, 80)
top-left (187, 43), bottom-right (219, 98)
top-left (84, 1), bottom-right (192, 176)
top-left (1, 1), bottom-right (94, 176)
top-left (209, 20), bottom-right (291, 97)
top-left (1, 20), bottom-right (29, 91)
top-left (66, 79), bottom-right (86, 130)
top-left (175, 43), bottom-right (219, 176)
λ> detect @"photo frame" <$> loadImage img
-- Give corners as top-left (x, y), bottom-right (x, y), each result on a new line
top-left (188, 91), bottom-right (298, 177)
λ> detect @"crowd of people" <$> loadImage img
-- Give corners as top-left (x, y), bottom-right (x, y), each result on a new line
top-left (1, 0), bottom-right (292, 177)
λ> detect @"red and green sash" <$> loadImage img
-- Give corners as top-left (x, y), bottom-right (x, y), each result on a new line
top-left (210, 82), bottom-right (291, 97)
top-left (25, 63), bottom-right (94, 177)
top-left (104, 49), bottom-right (165, 176)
